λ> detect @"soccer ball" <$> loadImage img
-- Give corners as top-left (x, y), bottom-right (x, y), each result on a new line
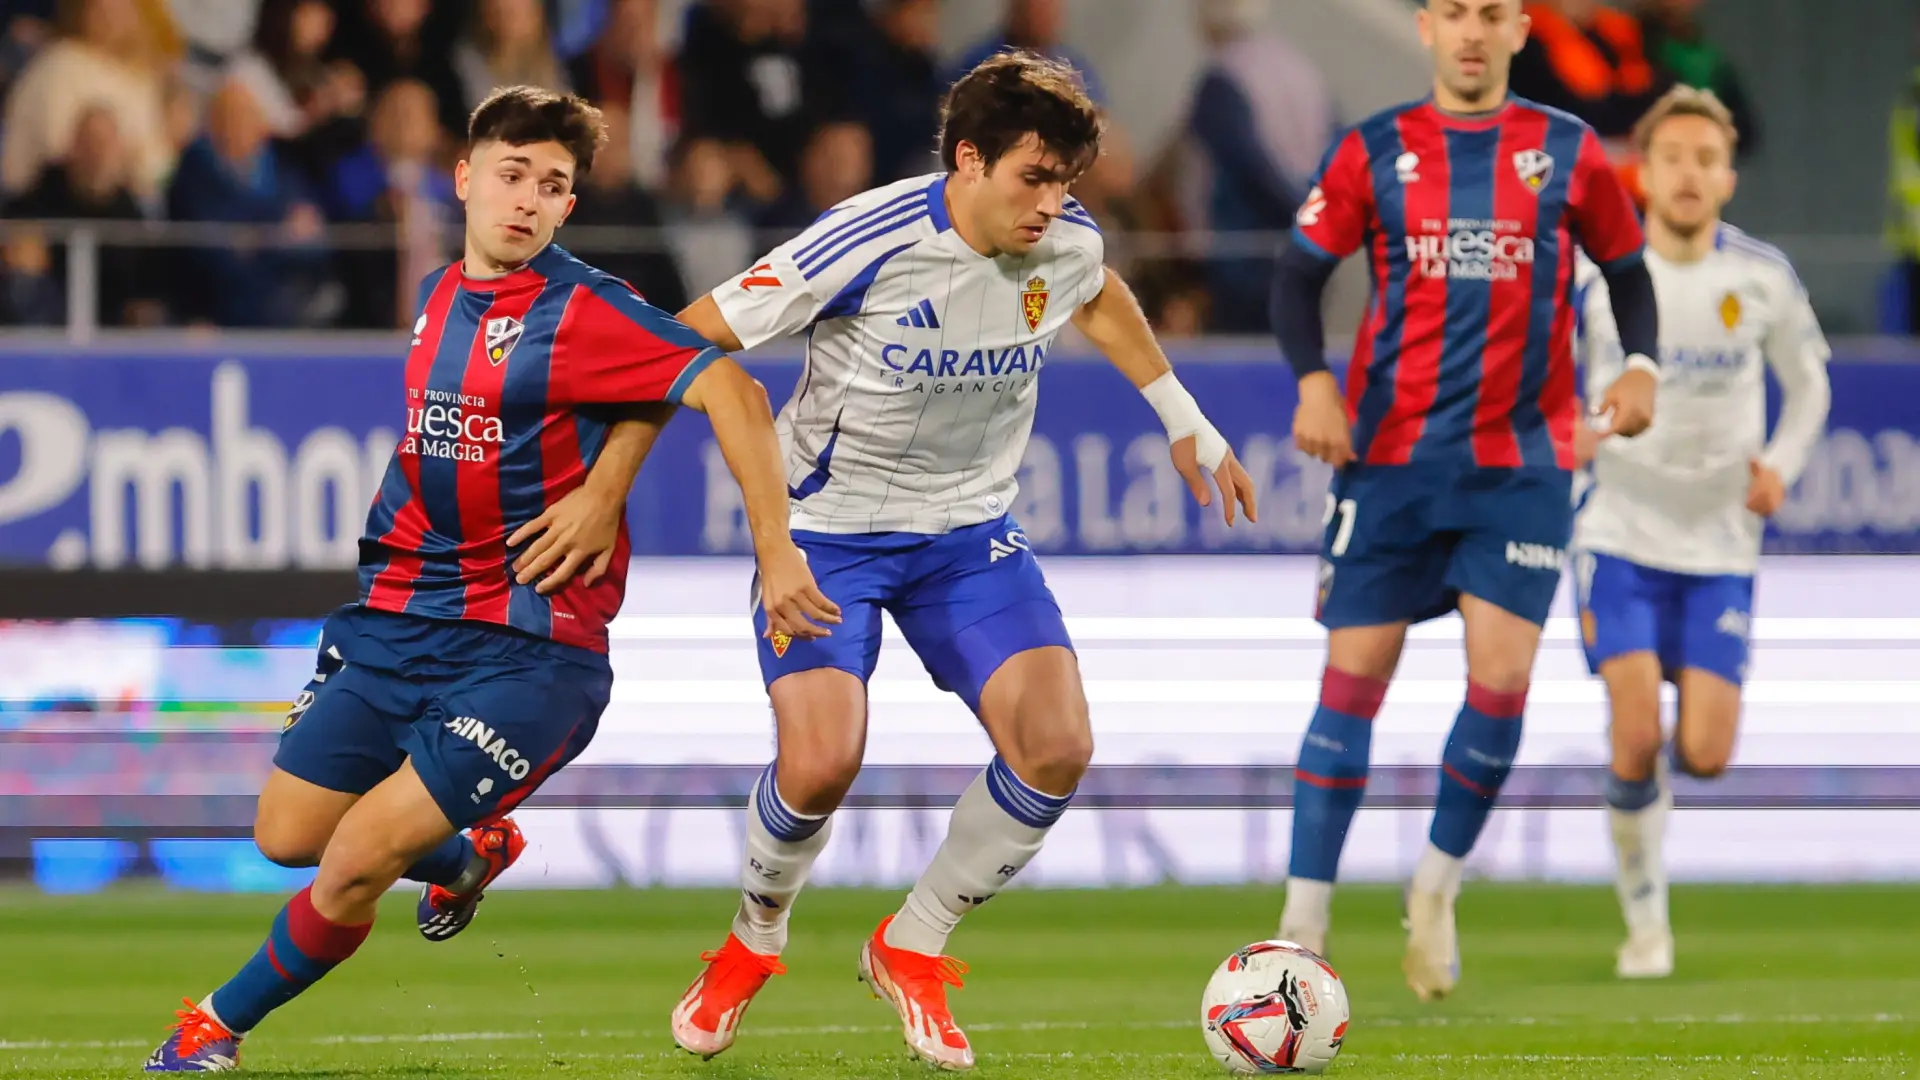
top-left (1200, 940), bottom-right (1350, 1074)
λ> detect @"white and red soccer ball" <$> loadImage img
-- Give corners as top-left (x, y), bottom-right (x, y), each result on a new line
top-left (1201, 940), bottom-right (1350, 1074)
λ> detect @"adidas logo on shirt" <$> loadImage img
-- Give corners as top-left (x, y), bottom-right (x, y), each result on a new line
top-left (895, 298), bottom-right (941, 329)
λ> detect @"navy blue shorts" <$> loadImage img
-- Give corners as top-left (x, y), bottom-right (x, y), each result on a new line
top-left (275, 606), bottom-right (611, 830)
top-left (1574, 551), bottom-right (1753, 685)
top-left (1315, 465), bottom-right (1573, 629)
top-left (753, 515), bottom-right (1073, 714)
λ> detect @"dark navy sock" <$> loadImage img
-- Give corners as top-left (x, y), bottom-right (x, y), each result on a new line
top-left (1604, 769), bottom-right (1661, 811)
top-left (1288, 667), bottom-right (1388, 882)
top-left (1429, 682), bottom-right (1527, 859)
top-left (208, 886), bottom-right (372, 1033)
top-left (403, 833), bottom-right (477, 887)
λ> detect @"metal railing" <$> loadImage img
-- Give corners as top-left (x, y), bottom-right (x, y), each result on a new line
top-left (0, 218), bottom-right (1895, 342)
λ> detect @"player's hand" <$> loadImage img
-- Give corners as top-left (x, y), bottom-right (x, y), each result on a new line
top-left (757, 541), bottom-right (841, 640)
top-left (1594, 367), bottom-right (1656, 438)
top-left (1573, 414), bottom-right (1601, 467)
top-left (508, 484), bottom-right (626, 595)
top-left (1171, 437), bottom-right (1259, 526)
top-left (1745, 458), bottom-right (1786, 517)
top-left (1291, 371), bottom-right (1355, 468)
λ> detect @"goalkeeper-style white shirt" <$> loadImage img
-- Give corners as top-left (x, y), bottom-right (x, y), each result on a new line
top-left (1573, 224), bottom-right (1832, 576)
top-left (712, 173), bottom-right (1106, 535)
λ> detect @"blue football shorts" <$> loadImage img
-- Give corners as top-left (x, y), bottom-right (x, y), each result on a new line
top-left (274, 605), bottom-right (611, 829)
top-left (1314, 464), bottom-right (1574, 629)
top-left (1573, 550), bottom-right (1753, 685)
top-left (751, 515), bottom-right (1073, 714)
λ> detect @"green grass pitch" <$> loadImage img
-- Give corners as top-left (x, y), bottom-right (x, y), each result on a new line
top-left (1, 883), bottom-right (1915, 1078)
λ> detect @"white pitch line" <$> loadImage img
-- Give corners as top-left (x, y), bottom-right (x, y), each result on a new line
top-left (3, 1012), bottom-right (1906, 1053)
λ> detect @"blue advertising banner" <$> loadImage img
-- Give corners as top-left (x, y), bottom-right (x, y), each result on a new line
top-left (0, 341), bottom-right (1916, 565)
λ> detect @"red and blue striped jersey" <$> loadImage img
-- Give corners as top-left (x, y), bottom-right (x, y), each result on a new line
top-left (358, 244), bottom-right (722, 653)
top-left (1293, 97), bottom-right (1644, 470)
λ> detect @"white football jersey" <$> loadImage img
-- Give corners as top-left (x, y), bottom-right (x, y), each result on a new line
top-left (713, 174), bottom-right (1105, 534)
top-left (1574, 224), bottom-right (1832, 575)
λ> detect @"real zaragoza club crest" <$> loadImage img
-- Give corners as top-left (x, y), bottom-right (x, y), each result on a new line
top-left (1021, 275), bottom-right (1049, 332)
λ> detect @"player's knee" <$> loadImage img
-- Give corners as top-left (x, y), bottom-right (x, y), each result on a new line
top-left (252, 809), bottom-right (326, 867)
top-left (1466, 662), bottom-right (1532, 697)
top-left (312, 841), bottom-right (412, 909)
top-left (1000, 695), bottom-right (1092, 797)
top-left (1011, 723), bottom-right (1093, 796)
top-left (773, 750), bottom-right (862, 815)
top-left (1610, 718), bottom-right (1664, 779)
top-left (254, 830), bottom-right (323, 869)
top-left (1325, 626), bottom-right (1405, 683)
top-left (1671, 735), bottom-right (1730, 779)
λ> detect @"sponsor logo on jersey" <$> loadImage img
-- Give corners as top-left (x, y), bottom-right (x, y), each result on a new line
top-left (1661, 344), bottom-right (1748, 372)
top-left (1022, 275), bottom-right (1049, 332)
top-left (740, 262), bottom-right (782, 291)
top-left (484, 316), bottom-right (524, 365)
top-left (769, 629), bottom-right (793, 657)
top-left (1504, 540), bottom-right (1565, 570)
top-left (402, 388), bottom-right (504, 463)
top-left (1395, 152), bottom-right (1420, 184)
top-left (1297, 185), bottom-right (1326, 226)
top-left (880, 343), bottom-right (1045, 377)
top-left (1406, 219), bottom-right (1535, 281)
top-left (411, 313), bottom-right (427, 346)
top-left (1720, 290), bottom-right (1743, 330)
top-left (445, 715), bottom-right (533, 780)
top-left (1513, 148), bottom-right (1554, 193)
top-left (988, 527), bottom-right (1031, 562)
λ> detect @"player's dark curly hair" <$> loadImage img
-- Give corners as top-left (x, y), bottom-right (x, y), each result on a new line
top-left (937, 51), bottom-right (1104, 177)
top-left (467, 85), bottom-right (607, 179)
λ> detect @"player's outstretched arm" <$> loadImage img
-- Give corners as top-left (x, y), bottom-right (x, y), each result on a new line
top-left (510, 404), bottom-right (677, 594)
top-left (678, 356), bottom-right (841, 640)
top-left (1072, 266), bottom-right (1257, 525)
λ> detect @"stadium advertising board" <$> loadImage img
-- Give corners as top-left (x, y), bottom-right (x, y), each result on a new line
top-left (0, 342), bottom-right (1916, 565)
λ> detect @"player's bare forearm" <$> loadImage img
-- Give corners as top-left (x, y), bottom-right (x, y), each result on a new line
top-left (582, 404), bottom-right (676, 498)
top-left (679, 356), bottom-right (841, 636)
top-left (1071, 267), bottom-right (1171, 387)
top-left (508, 405), bottom-right (675, 594)
top-left (1074, 266), bottom-right (1257, 523)
top-left (677, 295), bottom-right (747, 354)
top-left (677, 356), bottom-right (791, 554)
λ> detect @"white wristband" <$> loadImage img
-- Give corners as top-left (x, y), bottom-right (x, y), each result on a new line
top-left (1625, 353), bottom-right (1659, 377)
top-left (1141, 372), bottom-right (1228, 471)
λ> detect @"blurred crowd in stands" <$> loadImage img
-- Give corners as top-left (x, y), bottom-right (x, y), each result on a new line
top-left (0, 0), bottom-right (1767, 335)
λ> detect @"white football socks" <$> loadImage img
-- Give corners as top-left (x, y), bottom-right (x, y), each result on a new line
top-left (1278, 877), bottom-right (1335, 942)
top-left (1609, 781), bottom-right (1672, 935)
top-left (731, 766), bottom-right (833, 956)
top-left (1409, 843), bottom-right (1466, 900)
top-left (884, 757), bottom-right (1071, 956)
